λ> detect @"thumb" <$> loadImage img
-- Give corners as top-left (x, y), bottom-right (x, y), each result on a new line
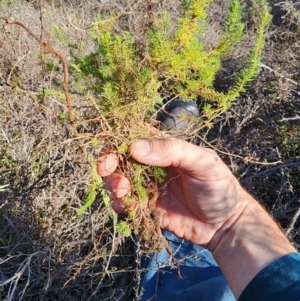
top-left (130, 138), bottom-right (222, 176)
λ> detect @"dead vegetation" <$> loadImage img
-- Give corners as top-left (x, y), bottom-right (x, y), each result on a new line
top-left (0, 0), bottom-right (299, 300)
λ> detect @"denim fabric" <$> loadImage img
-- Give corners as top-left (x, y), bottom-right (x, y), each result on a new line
top-left (139, 231), bottom-right (300, 301)
top-left (139, 231), bottom-right (236, 301)
top-left (239, 252), bottom-right (300, 301)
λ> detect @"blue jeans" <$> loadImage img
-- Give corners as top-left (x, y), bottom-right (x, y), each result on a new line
top-left (139, 231), bottom-right (236, 301)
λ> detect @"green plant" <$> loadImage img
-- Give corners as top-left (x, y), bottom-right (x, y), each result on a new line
top-left (280, 124), bottom-right (300, 157)
top-left (72, 0), bottom-right (270, 128)
top-left (116, 220), bottom-right (131, 237)
top-left (68, 0), bottom-right (271, 252)
top-left (77, 155), bottom-right (110, 216)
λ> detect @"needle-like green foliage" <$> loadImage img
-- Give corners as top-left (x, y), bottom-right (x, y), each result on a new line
top-left (71, 0), bottom-right (271, 136)
top-left (70, 0), bottom-right (271, 215)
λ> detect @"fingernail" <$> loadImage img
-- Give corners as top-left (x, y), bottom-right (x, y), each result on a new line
top-left (133, 140), bottom-right (151, 156)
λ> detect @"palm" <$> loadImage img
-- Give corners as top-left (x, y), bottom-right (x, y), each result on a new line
top-left (156, 165), bottom-right (239, 245)
top-left (98, 138), bottom-right (242, 246)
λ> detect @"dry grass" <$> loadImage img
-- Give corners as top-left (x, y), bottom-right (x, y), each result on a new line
top-left (0, 0), bottom-right (299, 300)
top-left (0, 1), bottom-right (139, 300)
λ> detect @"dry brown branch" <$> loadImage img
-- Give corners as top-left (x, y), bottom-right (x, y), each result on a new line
top-left (0, 16), bottom-right (90, 139)
top-left (63, 226), bottom-right (111, 288)
top-left (196, 134), bottom-right (283, 166)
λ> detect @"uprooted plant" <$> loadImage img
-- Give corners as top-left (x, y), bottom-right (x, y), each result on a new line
top-left (0, 0), bottom-right (271, 254)
top-left (69, 0), bottom-right (272, 252)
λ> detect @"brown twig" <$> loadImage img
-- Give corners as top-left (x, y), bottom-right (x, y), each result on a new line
top-left (63, 227), bottom-right (110, 288)
top-left (196, 134), bottom-right (283, 166)
top-left (0, 16), bottom-right (91, 138)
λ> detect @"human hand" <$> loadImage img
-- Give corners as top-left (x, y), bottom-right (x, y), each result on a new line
top-left (97, 138), bottom-right (248, 247)
top-left (98, 138), bottom-right (296, 298)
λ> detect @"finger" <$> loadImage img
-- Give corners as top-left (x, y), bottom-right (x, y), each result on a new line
top-left (111, 197), bottom-right (127, 213)
top-left (130, 138), bottom-right (226, 178)
top-left (105, 173), bottom-right (130, 198)
top-left (111, 195), bottom-right (139, 213)
top-left (97, 153), bottom-right (118, 176)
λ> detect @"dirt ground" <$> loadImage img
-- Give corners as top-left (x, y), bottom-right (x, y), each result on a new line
top-left (0, 0), bottom-right (299, 300)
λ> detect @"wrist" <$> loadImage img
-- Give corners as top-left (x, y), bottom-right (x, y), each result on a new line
top-left (206, 185), bottom-right (249, 253)
top-left (208, 189), bottom-right (296, 298)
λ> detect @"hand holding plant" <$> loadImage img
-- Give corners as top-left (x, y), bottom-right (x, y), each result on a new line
top-left (98, 137), bottom-right (296, 298)
top-left (98, 137), bottom-right (245, 246)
